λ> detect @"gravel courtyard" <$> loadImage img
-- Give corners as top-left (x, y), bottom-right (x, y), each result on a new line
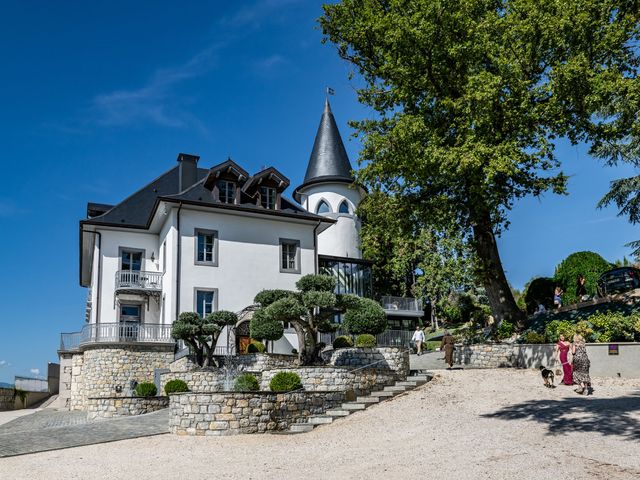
top-left (1, 369), bottom-right (639, 480)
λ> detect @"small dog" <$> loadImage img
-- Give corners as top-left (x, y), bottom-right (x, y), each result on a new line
top-left (539, 366), bottom-right (555, 388)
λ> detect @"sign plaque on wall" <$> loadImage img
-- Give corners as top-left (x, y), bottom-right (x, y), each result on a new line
top-left (608, 344), bottom-right (619, 355)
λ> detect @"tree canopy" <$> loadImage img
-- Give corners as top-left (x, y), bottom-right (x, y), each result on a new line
top-left (320, 0), bottom-right (640, 326)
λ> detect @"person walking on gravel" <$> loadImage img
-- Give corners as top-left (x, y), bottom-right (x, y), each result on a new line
top-left (440, 331), bottom-right (455, 369)
top-left (572, 334), bottom-right (592, 395)
top-left (412, 325), bottom-right (425, 356)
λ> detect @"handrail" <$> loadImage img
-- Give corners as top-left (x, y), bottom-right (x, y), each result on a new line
top-left (380, 296), bottom-right (423, 312)
top-left (59, 323), bottom-right (174, 352)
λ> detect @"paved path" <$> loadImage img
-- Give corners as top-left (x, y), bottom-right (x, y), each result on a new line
top-left (0, 409), bottom-right (168, 457)
top-left (410, 350), bottom-right (449, 370)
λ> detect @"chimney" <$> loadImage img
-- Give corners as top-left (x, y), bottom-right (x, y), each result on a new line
top-left (177, 153), bottom-right (200, 192)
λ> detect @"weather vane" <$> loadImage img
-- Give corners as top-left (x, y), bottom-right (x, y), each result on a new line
top-left (326, 86), bottom-right (335, 96)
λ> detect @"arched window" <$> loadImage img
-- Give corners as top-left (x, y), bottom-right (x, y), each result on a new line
top-left (338, 200), bottom-right (350, 214)
top-left (316, 200), bottom-right (331, 214)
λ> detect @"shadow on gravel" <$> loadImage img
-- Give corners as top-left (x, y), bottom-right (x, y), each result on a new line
top-left (483, 393), bottom-right (640, 441)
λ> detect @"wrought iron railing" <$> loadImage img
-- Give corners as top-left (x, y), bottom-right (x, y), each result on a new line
top-left (59, 323), bottom-right (173, 351)
top-left (115, 270), bottom-right (163, 291)
top-left (319, 329), bottom-right (415, 348)
top-left (380, 296), bottom-right (423, 312)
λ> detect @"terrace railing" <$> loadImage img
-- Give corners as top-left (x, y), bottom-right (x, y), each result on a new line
top-left (59, 323), bottom-right (173, 352)
top-left (115, 270), bottom-right (163, 292)
top-left (380, 296), bottom-right (423, 313)
top-left (319, 329), bottom-right (415, 348)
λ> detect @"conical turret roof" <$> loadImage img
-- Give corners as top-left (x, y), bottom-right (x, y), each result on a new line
top-left (293, 98), bottom-right (354, 202)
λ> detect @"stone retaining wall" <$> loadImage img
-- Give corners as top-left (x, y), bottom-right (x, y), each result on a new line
top-left (219, 353), bottom-right (298, 372)
top-left (160, 369), bottom-right (228, 394)
top-left (70, 345), bottom-right (173, 411)
top-left (0, 387), bottom-right (14, 411)
top-left (329, 347), bottom-right (409, 377)
top-left (86, 396), bottom-right (169, 420)
top-left (169, 391), bottom-right (345, 436)
top-left (260, 367), bottom-right (397, 396)
top-left (453, 344), bottom-right (517, 368)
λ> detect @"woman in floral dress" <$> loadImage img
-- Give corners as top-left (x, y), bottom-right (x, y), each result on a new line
top-left (571, 334), bottom-right (592, 395)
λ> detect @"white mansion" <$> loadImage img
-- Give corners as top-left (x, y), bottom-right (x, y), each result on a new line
top-left (58, 100), bottom-right (422, 409)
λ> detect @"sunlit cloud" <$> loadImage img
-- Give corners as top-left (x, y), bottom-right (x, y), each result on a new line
top-left (30, 368), bottom-right (40, 375)
top-left (220, 0), bottom-right (304, 28)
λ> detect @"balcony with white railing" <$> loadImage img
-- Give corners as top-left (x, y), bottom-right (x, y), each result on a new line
top-left (59, 323), bottom-right (174, 352)
top-left (380, 296), bottom-right (424, 317)
top-left (115, 270), bottom-right (163, 295)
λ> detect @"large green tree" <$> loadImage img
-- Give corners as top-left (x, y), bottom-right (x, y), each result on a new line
top-left (320, 0), bottom-right (640, 326)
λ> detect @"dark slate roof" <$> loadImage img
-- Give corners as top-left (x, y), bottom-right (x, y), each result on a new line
top-left (293, 98), bottom-right (354, 202)
top-left (83, 166), bottom-right (209, 228)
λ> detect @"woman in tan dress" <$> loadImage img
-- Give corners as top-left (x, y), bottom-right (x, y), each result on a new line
top-left (440, 331), bottom-right (455, 369)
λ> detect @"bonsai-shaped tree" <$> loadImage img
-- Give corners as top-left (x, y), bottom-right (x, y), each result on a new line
top-left (172, 310), bottom-right (237, 367)
top-left (343, 297), bottom-right (388, 336)
top-left (250, 274), bottom-right (384, 364)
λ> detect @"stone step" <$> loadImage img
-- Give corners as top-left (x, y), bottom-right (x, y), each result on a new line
top-left (308, 416), bottom-right (334, 425)
top-left (289, 424), bottom-right (315, 433)
top-left (407, 376), bottom-right (429, 383)
top-left (325, 409), bottom-right (351, 417)
top-left (384, 386), bottom-right (408, 392)
top-left (370, 391), bottom-right (396, 398)
top-left (341, 403), bottom-right (366, 411)
top-left (395, 381), bottom-right (418, 387)
top-left (356, 396), bottom-right (380, 404)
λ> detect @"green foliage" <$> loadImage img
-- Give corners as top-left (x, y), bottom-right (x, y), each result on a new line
top-left (171, 311), bottom-right (223, 367)
top-left (234, 374), bottom-right (260, 392)
top-left (320, 0), bottom-right (640, 326)
top-left (496, 321), bottom-right (514, 340)
top-left (332, 335), bottom-right (354, 349)
top-left (554, 252), bottom-right (612, 304)
top-left (438, 290), bottom-right (490, 325)
top-left (523, 278), bottom-right (556, 314)
top-left (544, 320), bottom-right (577, 343)
top-left (205, 310), bottom-right (238, 327)
top-left (249, 309), bottom-right (284, 341)
top-left (246, 340), bottom-right (266, 353)
top-left (164, 379), bottom-right (189, 395)
top-left (134, 382), bottom-right (157, 398)
top-left (269, 372), bottom-right (302, 392)
top-left (343, 297), bottom-right (387, 335)
top-left (355, 334), bottom-right (377, 347)
top-left (522, 331), bottom-right (546, 344)
top-left (588, 312), bottom-right (640, 342)
top-left (296, 274), bottom-right (336, 293)
top-left (254, 289), bottom-right (295, 307)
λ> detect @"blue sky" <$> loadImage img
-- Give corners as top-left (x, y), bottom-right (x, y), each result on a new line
top-left (0, 0), bottom-right (636, 384)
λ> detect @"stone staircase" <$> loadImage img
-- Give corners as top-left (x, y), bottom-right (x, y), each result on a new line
top-left (288, 372), bottom-right (432, 434)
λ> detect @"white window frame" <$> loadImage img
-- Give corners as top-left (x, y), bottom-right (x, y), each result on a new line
top-left (260, 186), bottom-right (277, 210)
top-left (280, 238), bottom-right (301, 274)
top-left (218, 180), bottom-right (236, 204)
top-left (338, 200), bottom-right (351, 214)
top-left (194, 229), bottom-right (218, 266)
top-left (316, 199), bottom-right (331, 214)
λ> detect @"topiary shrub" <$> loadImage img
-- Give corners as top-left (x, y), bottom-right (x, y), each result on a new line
top-left (295, 274), bottom-right (336, 292)
top-left (522, 331), bottom-right (546, 344)
top-left (554, 251), bottom-right (612, 305)
top-left (164, 379), bottom-right (188, 395)
top-left (332, 335), bottom-right (354, 349)
top-left (234, 374), bottom-right (260, 392)
top-left (343, 297), bottom-right (387, 335)
top-left (269, 371), bottom-right (302, 392)
top-left (249, 309), bottom-right (284, 341)
top-left (246, 340), bottom-right (266, 353)
top-left (523, 277), bottom-right (556, 314)
top-left (134, 382), bottom-right (157, 397)
top-left (355, 333), bottom-right (376, 347)
top-left (254, 289), bottom-right (295, 307)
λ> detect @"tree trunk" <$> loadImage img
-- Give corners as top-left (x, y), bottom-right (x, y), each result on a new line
top-left (472, 220), bottom-right (525, 329)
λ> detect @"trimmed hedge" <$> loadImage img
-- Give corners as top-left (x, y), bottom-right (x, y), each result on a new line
top-left (296, 274), bottom-right (336, 293)
top-left (332, 335), bottom-right (354, 349)
top-left (164, 379), bottom-right (188, 395)
top-left (355, 334), bottom-right (376, 347)
top-left (269, 372), bottom-right (302, 392)
top-left (246, 340), bottom-right (266, 353)
top-left (234, 374), bottom-right (260, 392)
top-left (134, 382), bottom-right (157, 397)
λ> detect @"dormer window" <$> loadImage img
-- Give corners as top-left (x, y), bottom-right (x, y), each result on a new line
top-left (317, 200), bottom-right (331, 214)
top-left (260, 186), bottom-right (277, 209)
top-left (338, 200), bottom-right (350, 214)
top-left (217, 180), bottom-right (236, 204)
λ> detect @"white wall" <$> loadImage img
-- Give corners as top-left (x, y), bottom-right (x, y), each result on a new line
top-left (300, 183), bottom-right (362, 259)
top-left (177, 209), bottom-right (316, 316)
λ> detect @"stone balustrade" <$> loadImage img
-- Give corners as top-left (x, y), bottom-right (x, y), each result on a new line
top-left (169, 391), bottom-right (344, 436)
top-left (86, 396), bottom-right (169, 420)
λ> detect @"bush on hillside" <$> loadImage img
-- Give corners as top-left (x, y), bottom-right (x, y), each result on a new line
top-left (269, 372), bottom-right (302, 392)
top-left (522, 331), bottom-right (546, 344)
top-left (544, 320), bottom-right (576, 343)
top-left (554, 251), bottom-right (612, 305)
top-left (164, 379), bottom-right (188, 395)
top-left (496, 321), bottom-right (515, 340)
top-left (523, 277), bottom-right (556, 314)
top-left (332, 335), bottom-right (353, 349)
top-left (135, 382), bottom-right (157, 397)
top-left (589, 312), bottom-right (640, 342)
top-left (234, 374), bottom-right (260, 392)
top-left (355, 334), bottom-right (377, 347)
